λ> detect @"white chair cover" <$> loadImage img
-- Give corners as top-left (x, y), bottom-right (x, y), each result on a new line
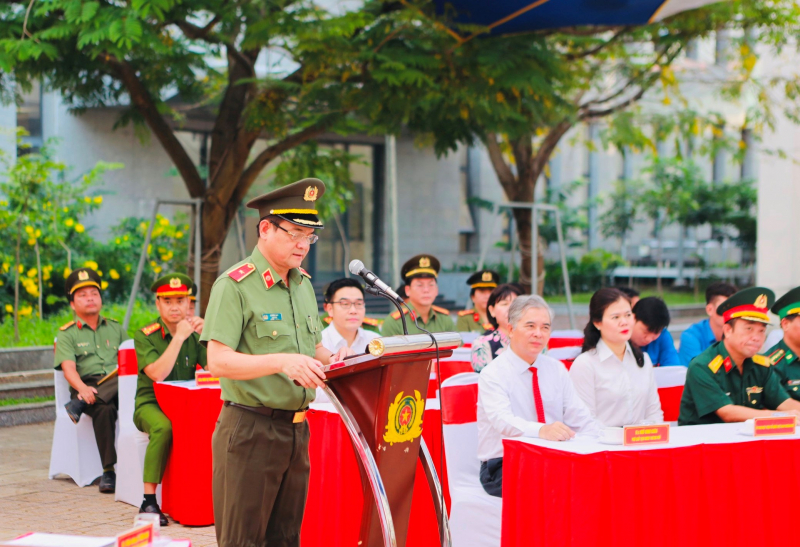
top-left (654, 366), bottom-right (688, 388)
top-left (440, 373), bottom-right (502, 547)
top-left (48, 370), bottom-right (104, 487)
top-left (115, 339), bottom-right (161, 507)
top-left (546, 346), bottom-right (582, 360)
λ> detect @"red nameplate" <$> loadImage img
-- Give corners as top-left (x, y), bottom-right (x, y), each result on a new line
top-left (196, 370), bottom-right (220, 386)
top-left (623, 423), bottom-right (670, 446)
top-left (116, 523), bottom-right (153, 547)
top-left (754, 416), bottom-right (796, 437)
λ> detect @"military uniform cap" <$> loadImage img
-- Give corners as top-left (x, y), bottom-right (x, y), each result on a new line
top-left (189, 282), bottom-right (198, 302)
top-left (150, 272), bottom-right (193, 297)
top-left (466, 270), bottom-right (500, 290)
top-left (401, 254), bottom-right (440, 283)
top-left (65, 267), bottom-right (102, 300)
top-left (771, 286), bottom-right (800, 320)
top-left (716, 286), bottom-right (775, 324)
top-left (247, 178), bottom-right (326, 229)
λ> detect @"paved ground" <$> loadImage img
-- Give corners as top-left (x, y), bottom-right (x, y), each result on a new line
top-left (0, 422), bottom-right (218, 546)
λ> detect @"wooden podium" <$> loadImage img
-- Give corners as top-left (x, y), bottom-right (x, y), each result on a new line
top-left (321, 332), bottom-right (461, 547)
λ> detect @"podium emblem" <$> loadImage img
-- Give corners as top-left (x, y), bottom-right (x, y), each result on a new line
top-left (383, 390), bottom-right (425, 445)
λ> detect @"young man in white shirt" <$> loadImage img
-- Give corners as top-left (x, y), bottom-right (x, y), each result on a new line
top-left (477, 295), bottom-right (600, 497)
top-left (321, 278), bottom-right (380, 354)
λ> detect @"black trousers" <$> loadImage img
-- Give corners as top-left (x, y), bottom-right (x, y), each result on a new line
top-left (70, 375), bottom-right (118, 469)
top-left (479, 457), bottom-right (503, 498)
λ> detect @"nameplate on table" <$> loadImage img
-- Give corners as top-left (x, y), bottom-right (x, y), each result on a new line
top-left (623, 423), bottom-right (670, 446)
top-left (195, 370), bottom-right (220, 387)
top-left (754, 416), bottom-right (796, 437)
top-left (115, 523), bottom-right (153, 547)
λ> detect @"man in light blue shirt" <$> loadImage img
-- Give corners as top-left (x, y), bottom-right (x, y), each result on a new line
top-left (629, 296), bottom-right (680, 366)
top-left (678, 281), bottom-right (737, 367)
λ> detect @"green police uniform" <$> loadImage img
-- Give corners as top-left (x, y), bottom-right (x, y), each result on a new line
top-left (54, 268), bottom-right (124, 471)
top-left (133, 273), bottom-right (206, 486)
top-left (200, 179), bottom-right (326, 547)
top-left (764, 286), bottom-right (800, 401)
top-left (455, 270), bottom-right (499, 333)
top-left (679, 287), bottom-right (786, 425)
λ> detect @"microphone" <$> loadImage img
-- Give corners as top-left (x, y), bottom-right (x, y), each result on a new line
top-left (349, 260), bottom-right (404, 303)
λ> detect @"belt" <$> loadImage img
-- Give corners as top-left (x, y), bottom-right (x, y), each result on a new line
top-left (225, 401), bottom-right (307, 423)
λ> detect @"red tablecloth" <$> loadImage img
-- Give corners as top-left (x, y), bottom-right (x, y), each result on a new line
top-left (501, 435), bottom-right (800, 547)
top-left (153, 382), bottom-right (223, 526)
top-left (302, 406), bottom-right (447, 547)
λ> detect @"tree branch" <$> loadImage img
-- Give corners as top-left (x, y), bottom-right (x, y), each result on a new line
top-left (564, 26), bottom-right (631, 61)
top-left (173, 15), bottom-right (222, 40)
top-left (103, 55), bottom-right (205, 198)
top-left (484, 134), bottom-right (519, 201)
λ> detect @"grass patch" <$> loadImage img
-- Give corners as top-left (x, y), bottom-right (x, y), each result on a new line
top-left (0, 395), bottom-right (56, 407)
top-left (546, 291), bottom-right (705, 306)
top-left (0, 301), bottom-right (159, 348)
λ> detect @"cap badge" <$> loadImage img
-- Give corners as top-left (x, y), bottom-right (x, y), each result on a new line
top-left (482, 271), bottom-right (492, 282)
top-left (304, 186), bottom-right (319, 202)
top-left (78, 271), bottom-right (89, 281)
top-left (419, 257), bottom-right (431, 268)
top-left (754, 294), bottom-right (768, 309)
top-left (169, 277), bottom-right (181, 289)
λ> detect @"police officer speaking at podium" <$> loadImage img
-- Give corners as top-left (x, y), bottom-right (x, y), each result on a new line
top-left (200, 179), bottom-right (352, 547)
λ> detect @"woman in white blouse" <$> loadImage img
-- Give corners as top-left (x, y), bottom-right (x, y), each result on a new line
top-left (569, 287), bottom-right (663, 427)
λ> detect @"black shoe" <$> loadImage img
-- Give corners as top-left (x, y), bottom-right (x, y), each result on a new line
top-left (140, 501), bottom-right (169, 527)
top-left (65, 398), bottom-right (88, 424)
top-left (98, 471), bottom-right (116, 493)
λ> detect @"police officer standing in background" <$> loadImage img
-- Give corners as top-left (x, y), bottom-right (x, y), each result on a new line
top-left (201, 179), bottom-right (351, 547)
top-left (455, 270), bottom-right (499, 333)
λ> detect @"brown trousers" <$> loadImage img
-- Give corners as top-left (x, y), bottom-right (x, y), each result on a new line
top-left (212, 404), bottom-right (310, 547)
top-left (70, 375), bottom-right (118, 469)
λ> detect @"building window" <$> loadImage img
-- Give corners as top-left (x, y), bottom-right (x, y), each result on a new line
top-left (17, 80), bottom-right (43, 153)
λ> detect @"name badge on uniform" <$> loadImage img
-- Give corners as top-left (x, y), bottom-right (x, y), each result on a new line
top-left (788, 380), bottom-right (800, 386)
top-left (77, 342), bottom-right (89, 348)
top-left (262, 313), bottom-right (283, 321)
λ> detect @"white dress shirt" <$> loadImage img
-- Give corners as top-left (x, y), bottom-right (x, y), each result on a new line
top-left (320, 323), bottom-right (379, 354)
top-left (477, 348), bottom-right (600, 461)
top-left (569, 339), bottom-right (664, 428)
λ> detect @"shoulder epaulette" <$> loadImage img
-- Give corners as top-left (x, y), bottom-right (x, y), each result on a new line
top-left (59, 320), bottom-right (75, 331)
top-left (708, 355), bottom-right (724, 374)
top-left (227, 263), bottom-right (256, 282)
top-left (432, 305), bottom-right (450, 314)
top-left (769, 349), bottom-right (786, 366)
top-left (324, 316), bottom-right (332, 325)
top-left (299, 267), bottom-right (312, 279)
top-left (391, 309), bottom-right (410, 320)
top-left (141, 323), bottom-right (162, 336)
top-left (363, 317), bottom-right (380, 327)
top-left (457, 309), bottom-right (473, 317)
top-left (752, 354), bottom-right (770, 367)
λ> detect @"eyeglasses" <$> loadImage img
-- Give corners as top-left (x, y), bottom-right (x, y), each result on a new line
top-left (330, 299), bottom-right (366, 310)
top-left (275, 223), bottom-right (319, 244)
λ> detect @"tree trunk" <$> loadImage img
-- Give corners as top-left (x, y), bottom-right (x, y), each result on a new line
top-left (332, 212), bottom-right (351, 277)
top-left (198, 200), bottom-right (236, 313)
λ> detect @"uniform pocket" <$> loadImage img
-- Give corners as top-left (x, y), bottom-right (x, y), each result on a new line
top-left (255, 321), bottom-right (295, 353)
top-left (306, 315), bottom-right (320, 333)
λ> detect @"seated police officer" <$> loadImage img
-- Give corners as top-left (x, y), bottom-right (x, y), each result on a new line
top-left (54, 267), bottom-right (124, 493)
top-left (134, 273), bottom-right (206, 525)
top-left (456, 270), bottom-right (500, 333)
top-left (679, 287), bottom-right (800, 425)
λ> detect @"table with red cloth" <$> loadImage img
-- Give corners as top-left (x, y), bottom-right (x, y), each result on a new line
top-left (152, 380), bottom-right (448, 544)
top-left (501, 422), bottom-right (800, 547)
top-left (153, 379), bottom-right (223, 526)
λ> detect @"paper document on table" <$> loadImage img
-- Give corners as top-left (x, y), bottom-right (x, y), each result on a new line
top-left (1, 533), bottom-right (115, 546)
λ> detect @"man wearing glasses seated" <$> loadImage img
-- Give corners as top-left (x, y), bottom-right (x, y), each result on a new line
top-left (321, 278), bottom-right (380, 354)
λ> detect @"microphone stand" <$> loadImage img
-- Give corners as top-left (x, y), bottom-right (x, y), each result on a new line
top-left (365, 285), bottom-right (409, 335)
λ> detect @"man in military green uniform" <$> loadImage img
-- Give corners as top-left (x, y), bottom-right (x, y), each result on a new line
top-left (679, 287), bottom-right (800, 425)
top-left (54, 267), bottom-right (125, 493)
top-left (201, 179), bottom-right (352, 547)
top-left (763, 286), bottom-right (800, 401)
top-left (187, 282), bottom-right (198, 316)
top-left (455, 270), bottom-right (500, 333)
top-left (133, 272), bottom-right (206, 526)
top-left (381, 254), bottom-right (456, 336)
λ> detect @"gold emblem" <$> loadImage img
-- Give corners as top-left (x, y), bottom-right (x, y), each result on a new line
top-left (383, 390), bottom-right (425, 445)
top-left (303, 186), bottom-right (319, 202)
top-left (78, 270), bottom-right (89, 281)
top-left (419, 257), bottom-right (431, 268)
top-left (482, 271), bottom-right (493, 282)
top-left (169, 277), bottom-right (181, 288)
top-left (755, 294), bottom-right (768, 309)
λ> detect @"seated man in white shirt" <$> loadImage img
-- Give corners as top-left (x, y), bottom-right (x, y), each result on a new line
top-left (477, 294), bottom-right (600, 497)
top-left (320, 278), bottom-right (380, 354)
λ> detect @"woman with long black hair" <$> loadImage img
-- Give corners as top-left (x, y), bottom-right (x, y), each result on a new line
top-left (569, 287), bottom-right (663, 427)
